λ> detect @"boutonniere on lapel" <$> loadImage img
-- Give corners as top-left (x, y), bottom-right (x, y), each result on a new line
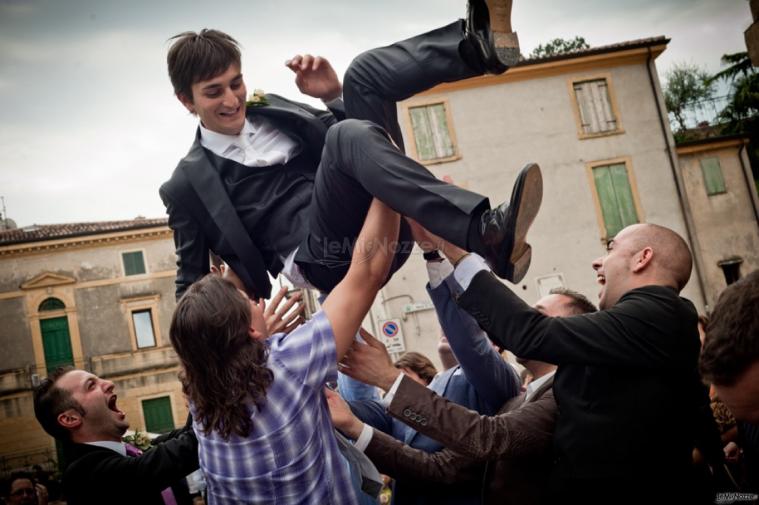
top-left (246, 89), bottom-right (269, 107)
top-left (123, 430), bottom-right (152, 452)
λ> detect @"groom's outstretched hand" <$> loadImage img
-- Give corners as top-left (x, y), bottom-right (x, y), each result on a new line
top-left (286, 54), bottom-right (342, 102)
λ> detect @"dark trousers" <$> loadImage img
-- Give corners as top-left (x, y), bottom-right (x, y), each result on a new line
top-left (298, 21), bottom-right (492, 292)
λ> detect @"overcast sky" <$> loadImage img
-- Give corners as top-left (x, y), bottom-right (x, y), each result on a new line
top-left (0, 0), bottom-right (750, 227)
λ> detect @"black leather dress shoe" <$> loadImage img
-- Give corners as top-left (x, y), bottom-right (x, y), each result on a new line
top-left (480, 163), bottom-right (542, 283)
top-left (465, 0), bottom-right (520, 74)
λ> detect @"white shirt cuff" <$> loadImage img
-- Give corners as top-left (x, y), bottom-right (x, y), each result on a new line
top-left (380, 372), bottom-right (404, 407)
top-left (452, 253), bottom-right (491, 291)
top-left (426, 259), bottom-right (454, 289)
top-left (323, 96), bottom-right (344, 109)
top-left (353, 423), bottom-right (374, 453)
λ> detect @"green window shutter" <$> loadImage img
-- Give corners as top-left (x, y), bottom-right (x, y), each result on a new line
top-left (429, 104), bottom-right (455, 158)
top-left (700, 157), bottom-right (726, 195)
top-left (593, 163), bottom-right (639, 238)
top-left (409, 103), bottom-right (455, 161)
top-left (410, 106), bottom-right (436, 160)
top-left (142, 396), bottom-right (174, 434)
top-left (122, 251), bottom-right (146, 276)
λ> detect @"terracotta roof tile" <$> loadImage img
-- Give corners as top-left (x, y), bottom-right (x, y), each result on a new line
top-left (0, 218), bottom-right (168, 246)
top-left (519, 36), bottom-right (670, 66)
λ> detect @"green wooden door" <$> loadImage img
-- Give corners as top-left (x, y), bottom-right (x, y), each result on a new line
top-left (40, 317), bottom-right (74, 373)
top-left (142, 396), bottom-right (174, 434)
top-left (593, 163), bottom-right (639, 239)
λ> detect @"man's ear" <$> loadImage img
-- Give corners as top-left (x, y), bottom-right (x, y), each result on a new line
top-left (57, 409), bottom-right (83, 431)
top-left (177, 92), bottom-right (196, 115)
top-left (631, 246), bottom-right (654, 273)
top-left (249, 325), bottom-right (266, 341)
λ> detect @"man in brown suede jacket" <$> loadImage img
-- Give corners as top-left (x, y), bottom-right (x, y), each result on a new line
top-left (330, 289), bottom-right (597, 505)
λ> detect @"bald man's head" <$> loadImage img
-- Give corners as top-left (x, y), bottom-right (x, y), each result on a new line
top-left (626, 224), bottom-right (692, 291)
top-left (592, 223), bottom-right (692, 309)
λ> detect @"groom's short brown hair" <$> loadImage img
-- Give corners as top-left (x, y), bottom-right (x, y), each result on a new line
top-left (167, 29), bottom-right (241, 100)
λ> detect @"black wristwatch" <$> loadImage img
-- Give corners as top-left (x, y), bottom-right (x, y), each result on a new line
top-left (423, 250), bottom-right (442, 261)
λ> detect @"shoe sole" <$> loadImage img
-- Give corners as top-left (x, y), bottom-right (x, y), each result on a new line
top-left (494, 32), bottom-right (520, 67)
top-left (504, 163), bottom-right (543, 283)
top-left (487, 0), bottom-right (520, 67)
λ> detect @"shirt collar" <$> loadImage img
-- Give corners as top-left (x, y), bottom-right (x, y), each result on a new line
top-left (525, 370), bottom-right (556, 401)
top-left (199, 118), bottom-right (257, 154)
top-left (85, 440), bottom-right (127, 456)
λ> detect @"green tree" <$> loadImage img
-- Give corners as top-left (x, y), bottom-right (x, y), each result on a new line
top-left (663, 63), bottom-right (716, 133)
top-left (529, 36), bottom-right (589, 59)
top-left (711, 52), bottom-right (759, 131)
top-left (711, 51), bottom-right (759, 191)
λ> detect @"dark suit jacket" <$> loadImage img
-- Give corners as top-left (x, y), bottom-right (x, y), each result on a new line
top-left (367, 375), bottom-right (556, 505)
top-left (458, 271), bottom-right (709, 501)
top-left (159, 95), bottom-right (345, 299)
top-left (61, 426), bottom-right (198, 505)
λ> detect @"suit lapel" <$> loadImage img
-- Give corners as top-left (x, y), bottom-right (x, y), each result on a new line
top-left (249, 95), bottom-right (328, 160)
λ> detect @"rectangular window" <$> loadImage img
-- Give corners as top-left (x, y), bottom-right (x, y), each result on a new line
top-left (535, 274), bottom-right (565, 299)
top-left (142, 396), bottom-right (174, 434)
top-left (409, 102), bottom-right (456, 162)
top-left (132, 309), bottom-right (156, 348)
top-left (700, 157), bottom-right (726, 195)
top-left (573, 78), bottom-right (618, 135)
top-left (122, 251), bottom-right (146, 276)
top-left (592, 163), bottom-right (639, 239)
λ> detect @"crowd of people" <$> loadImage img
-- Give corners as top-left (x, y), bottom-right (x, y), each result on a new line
top-left (12, 0), bottom-right (759, 504)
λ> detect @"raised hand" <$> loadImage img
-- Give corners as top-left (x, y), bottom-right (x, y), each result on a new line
top-left (339, 328), bottom-right (400, 391)
top-left (264, 286), bottom-right (305, 335)
top-left (324, 387), bottom-right (364, 439)
top-left (285, 54), bottom-right (342, 102)
top-left (406, 218), bottom-right (468, 264)
top-left (406, 218), bottom-right (442, 252)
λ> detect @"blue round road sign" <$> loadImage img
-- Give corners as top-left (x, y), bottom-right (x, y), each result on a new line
top-left (382, 321), bottom-right (399, 337)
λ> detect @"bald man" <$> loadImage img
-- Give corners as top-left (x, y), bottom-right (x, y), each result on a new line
top-left (414, 223), bottom-right (713, 504)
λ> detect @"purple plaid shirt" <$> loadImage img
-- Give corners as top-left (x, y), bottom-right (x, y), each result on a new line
top-left (192, 311), bottom-right (357, 504)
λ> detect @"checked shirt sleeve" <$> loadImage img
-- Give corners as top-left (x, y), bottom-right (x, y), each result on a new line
top-left (269, 310), bottom-right (337, 389)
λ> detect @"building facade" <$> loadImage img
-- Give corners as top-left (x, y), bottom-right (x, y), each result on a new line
top-left (374, 36), bottom-right (759, 366)
top-left (0, 219), bottom-right (185, 474)
top-left (677, 135), bottom-right (759, 304)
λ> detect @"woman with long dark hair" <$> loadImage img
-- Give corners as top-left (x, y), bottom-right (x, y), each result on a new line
top-left (170, 199), bottom-right (400, 504)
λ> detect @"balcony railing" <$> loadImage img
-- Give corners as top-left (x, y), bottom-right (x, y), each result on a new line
top-left (669, 95), bottom-right (731, 132)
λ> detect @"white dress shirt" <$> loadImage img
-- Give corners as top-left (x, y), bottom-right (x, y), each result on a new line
top-left (452, 253), bottom-right (491, 290)
top-left (200, 116), bottom-right (300, 167)
top-left (524, 370), bottom-right (555, 402)
top-left (86, 440), bottom-right (127, 456)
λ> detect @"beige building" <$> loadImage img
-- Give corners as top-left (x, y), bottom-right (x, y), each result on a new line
top-left (371, 36), bottom-right (759, 366)
top-left (677, 135), bottom-right (759, 304)
top-left (0, 218), bottom-right (185, 473)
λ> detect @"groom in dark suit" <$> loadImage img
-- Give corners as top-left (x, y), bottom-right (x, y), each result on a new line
top-left (160, 0), bottom-right (542, 300)
top-left (32, 368), bottom-right (198, 505)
